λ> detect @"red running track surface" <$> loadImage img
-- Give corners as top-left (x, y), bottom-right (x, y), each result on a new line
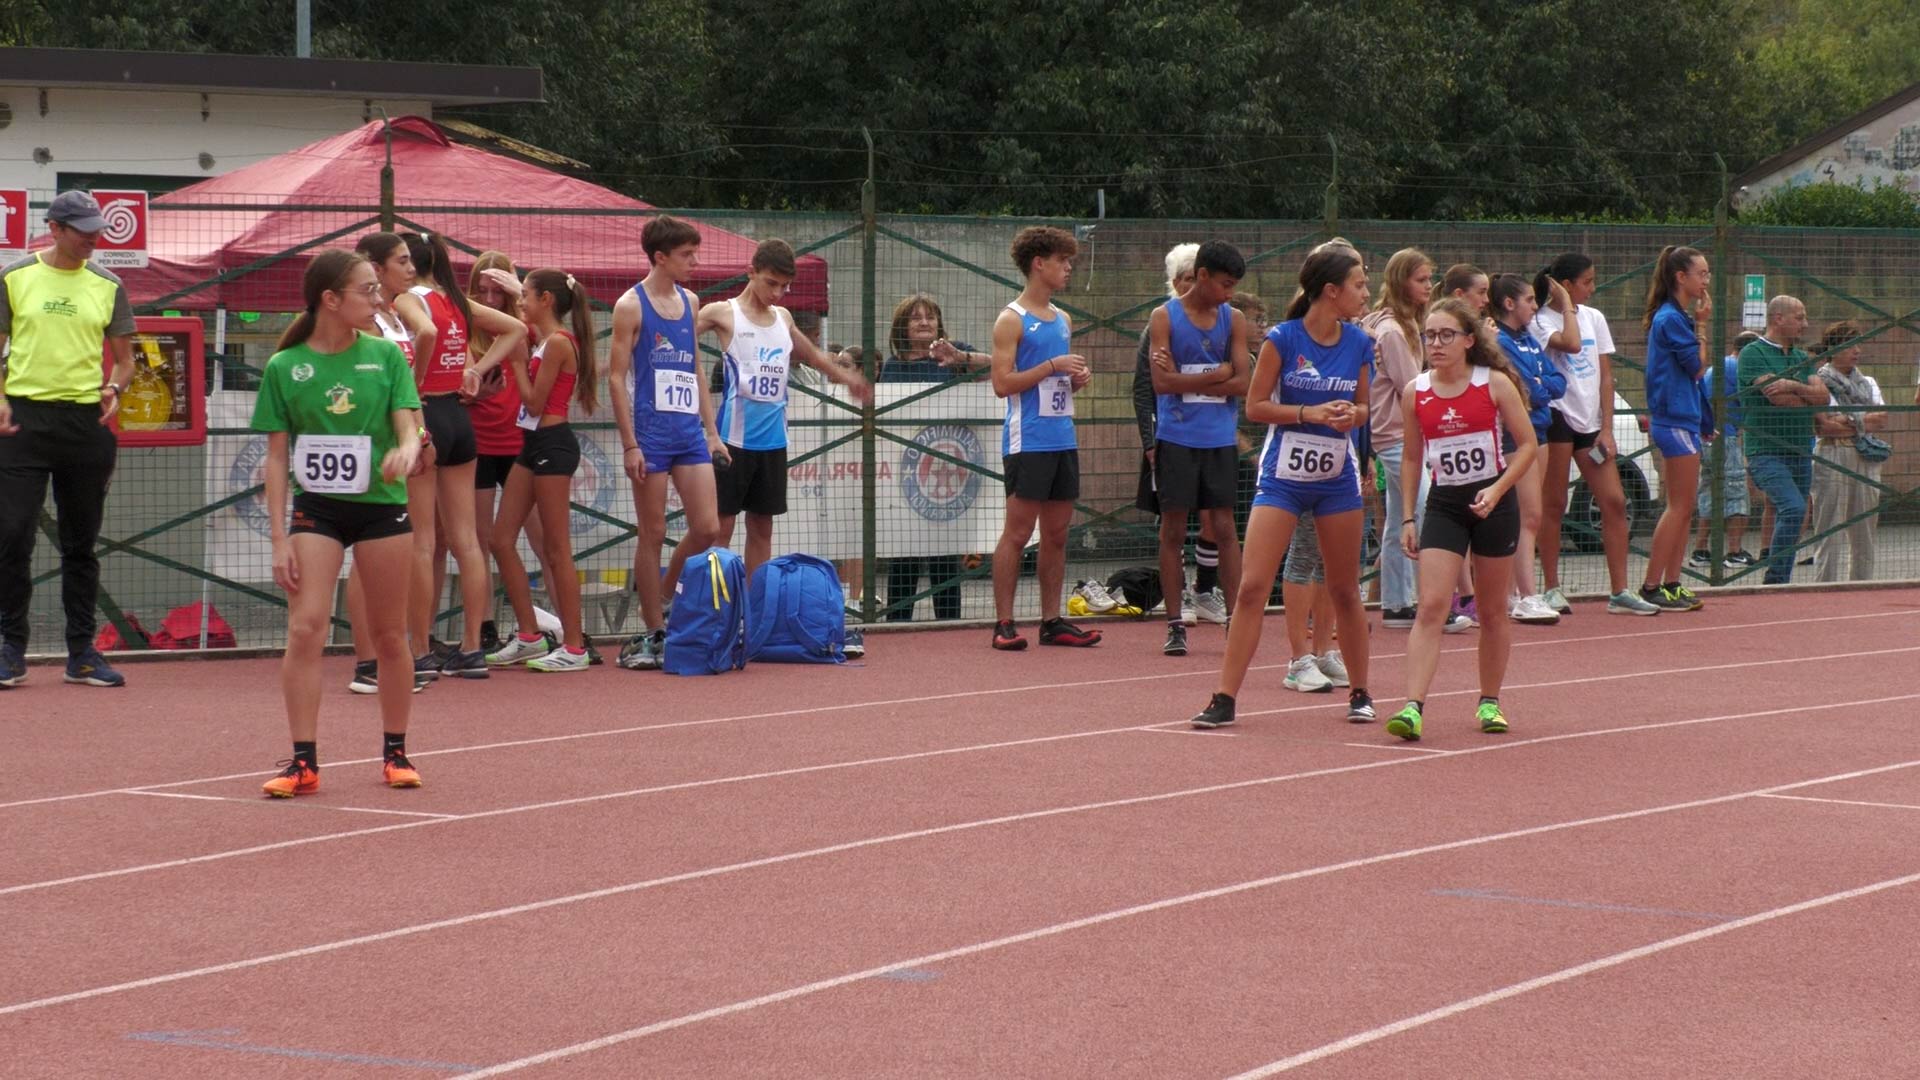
top-left (1, 588), bottom-right (1917, 1078)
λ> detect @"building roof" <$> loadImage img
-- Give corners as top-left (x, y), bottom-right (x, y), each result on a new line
top-left (437, 118), bottom-right (590, 173)
top-left (0, 47), bottom-right (542, 107)
top-left (1733, 80), bottom-right (1920, 189)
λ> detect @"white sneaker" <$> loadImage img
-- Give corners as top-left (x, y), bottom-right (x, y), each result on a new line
top-left (1542, 586), bottom-right (1572, 614)
top-left (486, 632), bottom-right (553, 667)
top-left (527, 646), bottom-right (592, 673)
top-left (1441, 610), bottom-right (1474, 635)
top-left (1191, 586), bottom-right (1229, 625)
top-left (1178, 589), bottom-right (1199, 626)
top-left (1074, 579), bottom-right (1119, 614)
top-left (1284, 655), bottom-right (1334, 693)
top-left (1315, 648), bottom-right (1350, 687)
top-left (1510, 594), bottom-right (1561, 625)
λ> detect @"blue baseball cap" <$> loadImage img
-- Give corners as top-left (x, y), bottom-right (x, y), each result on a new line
top-left (47, 191), bottom-right (108, 233)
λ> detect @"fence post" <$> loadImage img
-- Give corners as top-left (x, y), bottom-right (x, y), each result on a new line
top-left (1708, 154), bottom-right (1731, 584)
top-left (859, 127), bottom-right (879, 623)
top-left (378, 112), bottom-right (396, 232)
top-left (1323, 134), bottom-right (1340, 239)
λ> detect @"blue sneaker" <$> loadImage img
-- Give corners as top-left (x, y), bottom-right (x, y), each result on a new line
top-left (64, 647), bottom-right (126, 687)
top-left (0, 642), bottom-right (25, 688)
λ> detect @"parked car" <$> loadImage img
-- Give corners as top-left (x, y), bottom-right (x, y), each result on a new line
top-left (1564, 392), bottom-right (1661, 553)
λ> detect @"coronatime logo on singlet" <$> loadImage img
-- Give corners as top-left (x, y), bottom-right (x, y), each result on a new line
top-left (1283, 354), bottom-right (1357, 393)
top-left (355, 364), bottom-right (381, 371)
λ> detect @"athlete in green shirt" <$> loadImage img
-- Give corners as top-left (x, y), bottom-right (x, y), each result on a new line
top-left (249, 250), bottom-right (425, 798)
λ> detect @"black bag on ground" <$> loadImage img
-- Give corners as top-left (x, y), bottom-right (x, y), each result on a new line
top-left (1104, 566), bottom-right (1163, 613)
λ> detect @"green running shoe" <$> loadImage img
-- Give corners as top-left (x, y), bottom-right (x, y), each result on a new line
top-left (1477, 701), bottom-right (1509, 734)
top-left (1386, 703), bottom-right (1423, 741)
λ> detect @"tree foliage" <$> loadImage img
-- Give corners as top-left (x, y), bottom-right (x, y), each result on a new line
top-left (9, 0), bottom-right (1920, 219)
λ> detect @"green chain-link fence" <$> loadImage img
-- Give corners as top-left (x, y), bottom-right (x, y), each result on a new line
top-left (16, 190), bottom-right (1920, 654)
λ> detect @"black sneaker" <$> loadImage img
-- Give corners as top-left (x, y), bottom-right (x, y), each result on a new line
top-left (1039, 617), bottom-right (1102, 647)
top-left (1687, 549), bottom-right (1712, 569)
top-left (350, 660), bottom-right (428, 694)
top-left (1724, 550), bottom-right (1755, 567)
top-left (1641, 585), bottom-right (1690, 612)
top-left (428, 637), bottom-right (458, 663)
top-left (1346, 688), bottom-right (1376, 724)
top-left (1380, 607), bottom-right (1416, 629)
top-left (413, 651), bottom-right (445, 680)
top-left (843, 628), bottom-right (865, 659)
top-left (64, 648), bottom-right (126, 687)
top-left (1163, 622), bottom-right (1188, 656)
top-left (1191, 692), bottom-right (1236, 729)
top-left (479, 620), bottom-right (502, 653)
top-left (991, 621), bottom-right (1028, 651)
top-left (0, 642), bottom-right (25, 688)
top-left (439, 648), bottom-right (490, 679)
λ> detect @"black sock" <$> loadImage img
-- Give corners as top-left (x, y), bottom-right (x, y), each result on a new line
top-left (1664, 581), bottom-right (1681, 591)
top-left (293, 740), bottom-right (317, 768)
top-left (383, 731), bottom-right (406, 758)
top-left (1460, 593), bottom-right (1474, 607)
top-left (1479, 695), bottom-right (1499, 707)
top-left (1411, 700), bottom-right (1424, 712)
top-left (1641, 583), bottom-right (1661, 595)
top-left (1350, 686), bottom-right (1367, 698)
top-left (1195, 540), bottom-right (1219, 592)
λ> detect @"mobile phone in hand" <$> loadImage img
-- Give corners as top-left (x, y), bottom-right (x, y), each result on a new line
top-left (1587, 444), bottom-right (1609, 465)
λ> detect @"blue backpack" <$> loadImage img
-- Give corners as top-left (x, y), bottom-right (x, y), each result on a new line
top-left (664, 547), bottom-right (748, 675)
top-left (746, 554), bottom-right (846, 664)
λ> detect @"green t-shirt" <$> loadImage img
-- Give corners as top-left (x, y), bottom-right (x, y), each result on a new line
top-left (250, 332), bottom-right (421, 505)
top-left (1737, 337), bottom-right (1816, 456)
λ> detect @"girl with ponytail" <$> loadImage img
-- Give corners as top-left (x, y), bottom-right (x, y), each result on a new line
top-left (1637, 245), bottom-right (1714, 610)
top-left (1191, 244), bottom-right (1376, 731)
top-left (392, 231), bottom-right (527, 680)
top-left (1528, 253), bottom-right (1656, 615)
top-left (251, 250), bottom-right (424, 796)
top-left (1384, 297), bottom-right (1540, 741)
top-left (483, 269), bottom-right (600, 672)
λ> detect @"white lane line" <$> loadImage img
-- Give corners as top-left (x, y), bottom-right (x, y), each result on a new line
top-left (4, 709), bottom-right (1915, 1024)
top-left (0, 722), bottom-right (1185, 897)
top-left (1223, 869), bottom-right (1920, 1077)
top-left (1342, 743), bottom-right (1453, 755)
top-left (5, 607), bottom-right (1908, 813)
top-left (1136, 728), bottom-right (1241, 738)
top-left (444, 757), bottom-right (1920, 1078)
top-left (1240, 644), bottom-right (1920, 719)
top-left (1757, 793), bottom-right (1920, 813)
top-left (117, 790), bottom-right (457, 820)
top-left (8, 680), bottom-right (1919, 901)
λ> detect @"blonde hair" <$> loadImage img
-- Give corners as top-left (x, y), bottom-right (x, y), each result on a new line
top-left (1372, 247), bottom-right (1433, 357)
top-left (467, 250), bottom-right (519, 358)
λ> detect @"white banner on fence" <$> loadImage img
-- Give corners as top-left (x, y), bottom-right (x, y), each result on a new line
top-left (205, 379), bottom-right (1008, 581)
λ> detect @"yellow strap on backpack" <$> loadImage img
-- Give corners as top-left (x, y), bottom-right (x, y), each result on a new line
top-left (708, 552), bottom-right (730, 608)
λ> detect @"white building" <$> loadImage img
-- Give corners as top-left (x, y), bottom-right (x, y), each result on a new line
top-left (1734, 81), bottom-right (1920, 205)
top-left (0, 47), bottom-right (543, 203)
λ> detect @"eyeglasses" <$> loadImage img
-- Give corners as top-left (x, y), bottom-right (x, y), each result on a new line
top-left (344, 282), bottom-right (383, 298)
top-left (1419, 327), bottom-right (1468, 347)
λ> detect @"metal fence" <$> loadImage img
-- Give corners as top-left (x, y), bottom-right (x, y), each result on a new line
top-left (16, 194), bottom-right (1920, 654)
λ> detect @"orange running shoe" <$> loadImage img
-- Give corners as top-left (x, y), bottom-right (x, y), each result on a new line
top-left (262, 758), bottom-right (319, 798)
top-left (383, 752), bottom-right (422, 788)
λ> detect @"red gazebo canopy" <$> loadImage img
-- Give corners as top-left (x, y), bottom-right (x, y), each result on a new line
top-left (117, 116), bottom-right (827, 313)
